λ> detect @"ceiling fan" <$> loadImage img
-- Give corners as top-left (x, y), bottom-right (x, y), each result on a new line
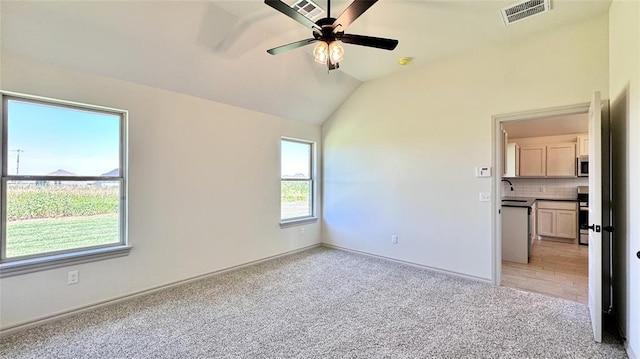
top-left (264, 0), bottom-right (399, 71)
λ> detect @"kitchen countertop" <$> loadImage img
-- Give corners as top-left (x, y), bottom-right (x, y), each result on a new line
top-left (501, 196), bottom-right (577, 208)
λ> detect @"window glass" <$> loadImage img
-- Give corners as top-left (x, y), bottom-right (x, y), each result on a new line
top-left (2, 95), bottom-right (126, 263)
top-left (280, 139), bottom-right (313, 221)
top-left (281, 180), bottom-right (312, 220)
top-left (281, 140), bottom-right (311, 179)
top-left (6, 100), bottom-right (120, 176)
top-left (4, 180), bottom-right (121, 258)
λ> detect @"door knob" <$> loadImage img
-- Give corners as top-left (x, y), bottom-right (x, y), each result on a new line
top-left (637, 251), bottom-right (640, 259)
top-left (587, 224), bottom-right (601, 233)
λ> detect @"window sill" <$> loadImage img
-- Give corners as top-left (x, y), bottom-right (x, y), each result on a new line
top-left (279, 217), bottom-right (318, 228)
top-left (0, 245), bottom-right (132, 278)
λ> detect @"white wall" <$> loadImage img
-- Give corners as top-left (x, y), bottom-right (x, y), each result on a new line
top-left (0, 53), bottom-right (322, 330)
top-left (322, 14), bottom-right (609, 280)
top-left (609, 1), bottom-right (640, 357)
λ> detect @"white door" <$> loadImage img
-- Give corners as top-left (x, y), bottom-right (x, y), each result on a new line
top-left (588, 91), bottom-right (603, 342)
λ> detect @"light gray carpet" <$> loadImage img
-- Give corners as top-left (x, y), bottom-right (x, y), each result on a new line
top-left (0, 247), bottom-right (627, 358)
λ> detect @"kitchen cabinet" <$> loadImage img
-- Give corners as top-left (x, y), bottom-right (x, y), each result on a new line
top-left (502, 206), bottom-right (529, 264)
top-left (519, 145), bottom-right (546, 177)
top-left (519, 143), bottom-right (576, 177)
top-left (537, 201), bottom-right (577, 240)
top-left (504, 143), bottom-right (520, 177)
top-left (502, 130), bottom-right (508, 176)
top-left (546, 143), bottom-right (576, 176)
top-left (578, 135), bottom-right (589, 156)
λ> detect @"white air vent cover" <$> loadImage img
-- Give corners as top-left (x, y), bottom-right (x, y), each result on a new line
top-left (289, 0), bottom-right (325, 21)
top-left (501, 0), bottom-right (551, 25)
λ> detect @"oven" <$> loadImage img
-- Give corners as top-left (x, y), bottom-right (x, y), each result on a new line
top-left (577, 186), bottom-right (589, 245)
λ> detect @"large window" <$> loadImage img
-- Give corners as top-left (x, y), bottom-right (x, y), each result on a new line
top-left (1, 93), bottom-right (128, 274)
top-left (280, 138), bottom-right (314, 223)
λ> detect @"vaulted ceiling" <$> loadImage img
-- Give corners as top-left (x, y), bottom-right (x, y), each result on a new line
top-left (1, 1), bottom-right (611, 125)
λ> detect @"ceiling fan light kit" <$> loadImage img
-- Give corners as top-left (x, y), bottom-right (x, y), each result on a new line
top-left (265, 0), bottom-right (398, 71)
top-left (313, 40), bottom-right (344, 65)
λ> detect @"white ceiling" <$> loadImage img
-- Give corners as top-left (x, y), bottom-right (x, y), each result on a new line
top-left (1, 0), bottom-right (611, 125)
top-left (502, 112), bottom-right (589, 138)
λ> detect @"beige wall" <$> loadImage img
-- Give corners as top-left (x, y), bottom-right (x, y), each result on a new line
top-left (322, 14), bottom-right (609, 280)
top-left (609, 0), bottom-right (640, 357)
top-left (0, 53), bottom-right (322, 330)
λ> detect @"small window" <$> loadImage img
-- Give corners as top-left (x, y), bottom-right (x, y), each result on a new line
top-left (1, 93), bottom-right (128, 272)
top-left (280, 139), bottom-right (314, 222)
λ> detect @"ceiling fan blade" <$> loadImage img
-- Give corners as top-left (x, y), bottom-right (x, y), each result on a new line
top-left (267, 38), bottom-right (319, 55)
top-left (332, 0), bottom-right (378, 32)
top-left (264, 0), bottom-right (321, 31)
top-left (339, 33), bottom-right (398, 50)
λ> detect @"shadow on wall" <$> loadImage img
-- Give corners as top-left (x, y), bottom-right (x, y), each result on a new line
top-left (610, 84), bottom-right (628, 339)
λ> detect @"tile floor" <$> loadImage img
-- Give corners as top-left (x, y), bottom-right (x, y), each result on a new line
top-left (501, 239), bottom-right (588, 304)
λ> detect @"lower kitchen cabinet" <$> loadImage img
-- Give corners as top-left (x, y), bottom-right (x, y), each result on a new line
top-left (537, 201), bottom-right (577, 240)
top-left (502, 206), bottom-right (530, 264)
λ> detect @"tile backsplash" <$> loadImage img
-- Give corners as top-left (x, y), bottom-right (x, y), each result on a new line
top-left (502, 177), bottom-right (588, 200)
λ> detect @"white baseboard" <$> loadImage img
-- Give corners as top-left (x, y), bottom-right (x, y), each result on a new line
top-left (0, 244), bottom-right (321, 337)
top-left (321, 243), bottom-right (492, 283)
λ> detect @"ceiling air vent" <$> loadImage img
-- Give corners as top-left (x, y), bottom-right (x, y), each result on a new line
top-left (289, 0), bottom-right (325, 21)
top-left (501, 0), bottom-right (551, 25)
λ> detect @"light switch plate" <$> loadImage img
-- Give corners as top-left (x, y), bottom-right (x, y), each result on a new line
top-left (479, 192), bottom-right (491, 202)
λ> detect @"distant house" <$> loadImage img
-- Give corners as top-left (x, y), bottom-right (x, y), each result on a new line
top-left (101, 169), bottom-right (119, 177)
top-left (98, 168), bottom-right (120, 187)
top-left (36, 169), bottom-right (78, 186)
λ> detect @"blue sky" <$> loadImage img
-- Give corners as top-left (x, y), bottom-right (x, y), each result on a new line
top-left (281, 140), bottom-right (311, 178)
top-left (6, 99), bottom-right (120, 176)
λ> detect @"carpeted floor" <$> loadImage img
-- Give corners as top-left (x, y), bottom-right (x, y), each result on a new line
top-left (0, 247), bottom-right (628, 358)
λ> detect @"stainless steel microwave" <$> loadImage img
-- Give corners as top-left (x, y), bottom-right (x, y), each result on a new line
top-left (578, 155), bottom-right (589, 177)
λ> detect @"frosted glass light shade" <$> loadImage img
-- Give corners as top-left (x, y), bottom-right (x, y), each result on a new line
top-left (313, 42), bottom-right (329, 64)
top-left (314, 41), bottom-right (344, 65)
top-left (329, 41), bottom-right (344, 64)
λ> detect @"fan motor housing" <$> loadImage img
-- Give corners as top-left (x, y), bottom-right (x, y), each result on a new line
top-left (313, 17), bottom-right (343, 41)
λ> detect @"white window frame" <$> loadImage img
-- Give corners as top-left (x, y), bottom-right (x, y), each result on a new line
top-left (280, 137), bottom-right (317, 228)
top-left (0, 91), bottom-right (130, 277)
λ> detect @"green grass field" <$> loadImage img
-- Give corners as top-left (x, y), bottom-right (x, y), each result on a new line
top-left (6, 184), bottom-right (119, 221)
top-left (6, 214), bottom-right (119, 258)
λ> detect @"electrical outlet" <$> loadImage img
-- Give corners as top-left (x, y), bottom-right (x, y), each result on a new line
top-left (539, 187), bottom-right (546, 193)
top-left (391, 235), bottom-right (398, 244)
top-left (299, 227), bottom-right (305, 235)
top-left (68, 270), bottom-right (79, 285)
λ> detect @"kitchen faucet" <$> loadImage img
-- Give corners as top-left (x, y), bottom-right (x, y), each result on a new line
top-left (502, 179), bottom-right (514, 191)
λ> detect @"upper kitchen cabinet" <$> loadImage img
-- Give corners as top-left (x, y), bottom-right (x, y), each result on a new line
top-left (519, 145), bottom-right (546, 177)
top-left (502, 113), bottom-right (588, 178)
top-left (505, 143), bottom-right (520, 177)
top-left (577, 134), bottom-right (589, 156)
top-left (519, 142), bottom-right (576, 177)
top-left (546, 143), bottom-right (576, 176)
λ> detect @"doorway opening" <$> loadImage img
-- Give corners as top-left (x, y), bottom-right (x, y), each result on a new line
top-left (492, 103), bottom-right (591, 304)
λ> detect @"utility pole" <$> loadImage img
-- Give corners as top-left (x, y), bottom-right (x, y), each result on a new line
top-left (11, 149), bottom-right (24, 174)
